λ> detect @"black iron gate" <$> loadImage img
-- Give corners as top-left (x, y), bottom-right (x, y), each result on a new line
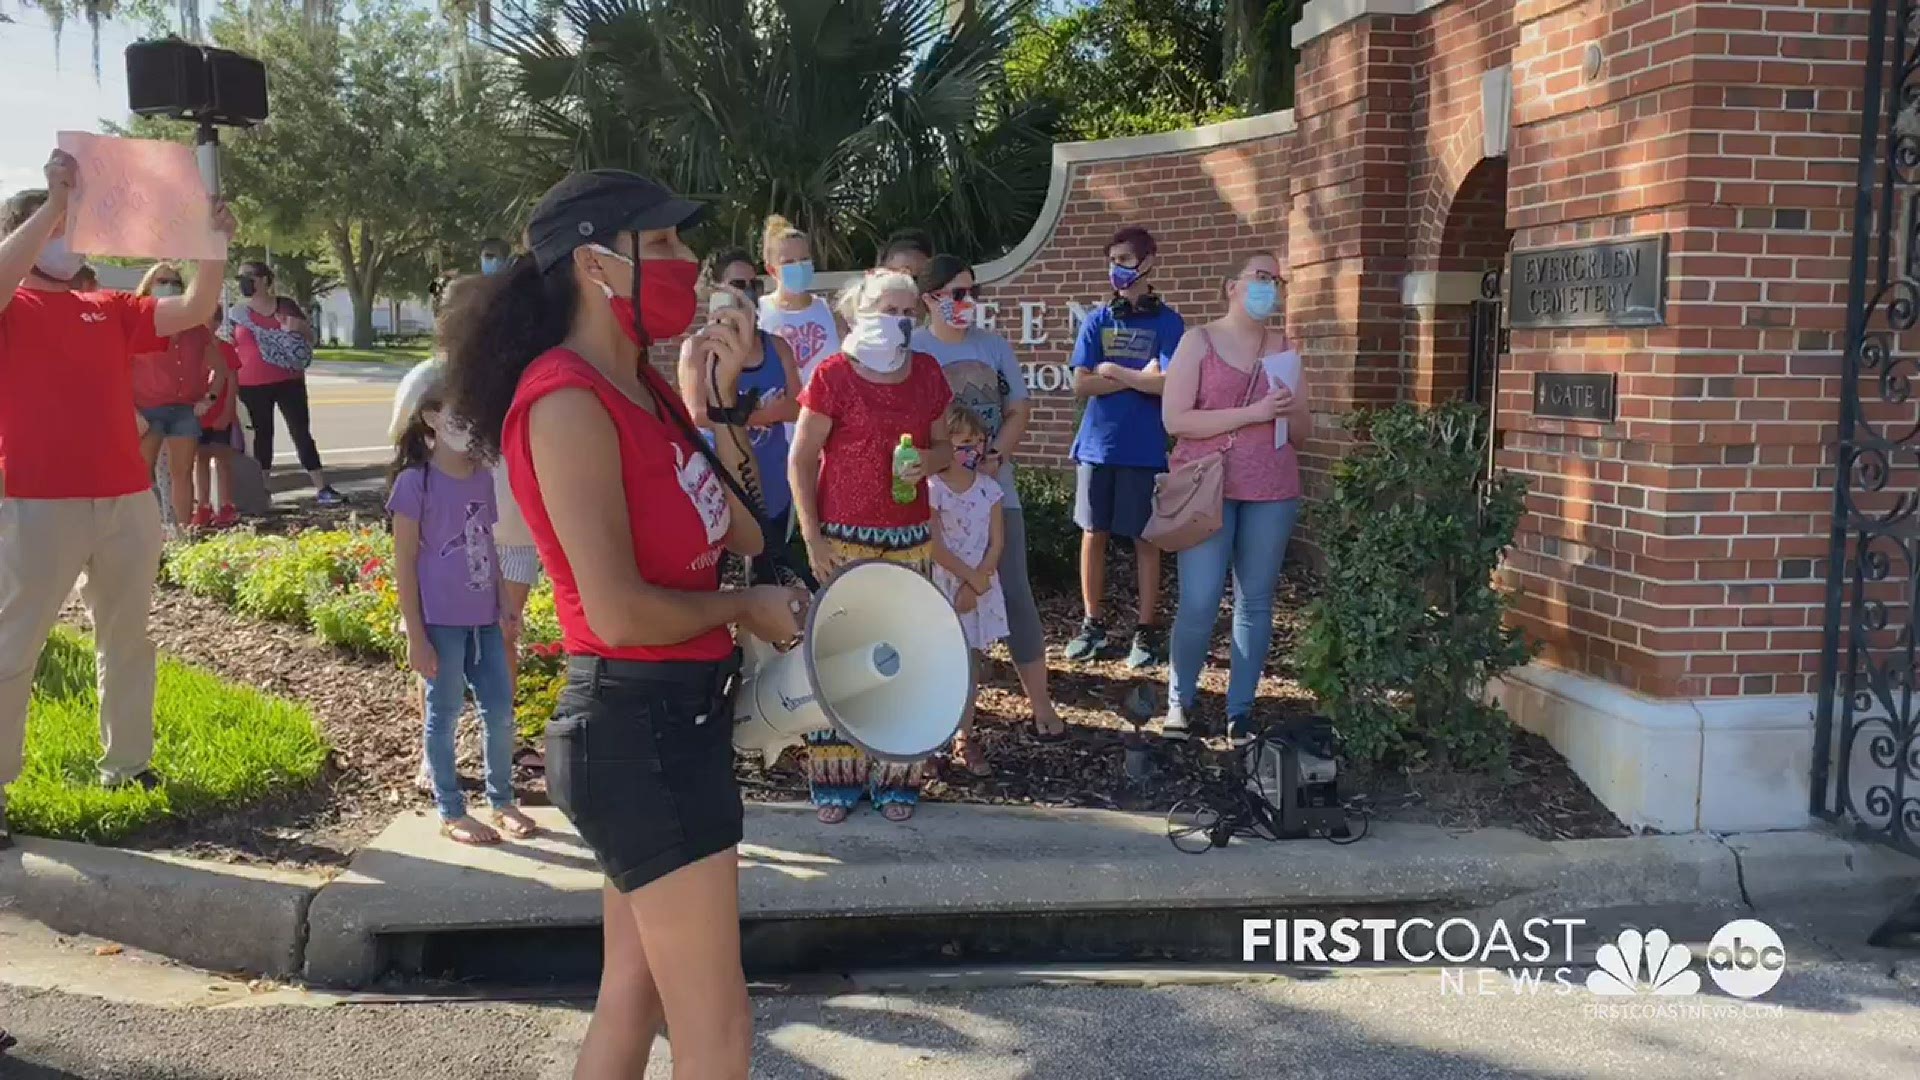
top-left (1467, 269), bottom-right (1506, 477)
top-left (1811, 0), bottom-right (1920, 856)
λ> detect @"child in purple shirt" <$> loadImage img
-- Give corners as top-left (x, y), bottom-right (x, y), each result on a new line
top-left (386, 360), bottom-right (535, 845)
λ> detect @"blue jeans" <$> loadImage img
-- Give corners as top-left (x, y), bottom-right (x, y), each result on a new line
top-left (423, 623), bottom-right (516, 820)
top-left (1169, 499), bottom-right (1301, 720)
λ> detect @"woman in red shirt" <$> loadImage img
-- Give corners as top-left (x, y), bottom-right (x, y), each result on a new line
top-left (439, 171), bottom-right (803, 1080)
top-left (789, 269), bottom-right (954, 824)
top-left (130, 262), bottom-right (219, 527)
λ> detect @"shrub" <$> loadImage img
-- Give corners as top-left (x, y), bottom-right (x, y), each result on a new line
top-left (10, 628), bottom-right (328, 843)
top-left (162, 531), bottom-right (283, 605)
top-left (235, 530), bottom-right (380, 625)
top-left (1296, 402), bottom-right (1534, 770)
top-left (310, 586), bottom-right (405, 662)
top-left (1016, 467), bottom-right (1078, 597)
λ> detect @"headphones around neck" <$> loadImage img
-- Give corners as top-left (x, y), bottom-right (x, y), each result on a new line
top-left (1109, 290), bottom-right (1163, 318)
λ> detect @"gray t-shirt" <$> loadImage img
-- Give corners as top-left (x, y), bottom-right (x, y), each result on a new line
top-left (911, 326), bottom-right (1028, 510)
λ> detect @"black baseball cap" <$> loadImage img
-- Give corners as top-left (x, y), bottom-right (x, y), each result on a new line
top-left (526, 170), bottom-right (706, 273)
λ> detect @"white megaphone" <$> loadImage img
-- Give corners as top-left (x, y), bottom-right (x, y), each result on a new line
top-left (733, 559), bottom-right (972, 761)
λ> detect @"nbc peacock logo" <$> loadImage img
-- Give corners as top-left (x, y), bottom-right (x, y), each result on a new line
top-left (1585, 928), bottom-right (1702, 996)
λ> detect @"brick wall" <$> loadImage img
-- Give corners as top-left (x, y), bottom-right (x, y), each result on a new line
top-left (1288, 0), bottom-right (1868, 701)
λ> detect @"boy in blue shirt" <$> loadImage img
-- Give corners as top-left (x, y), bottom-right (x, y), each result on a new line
top-left (1066, 226), bottom-right (1185, 669)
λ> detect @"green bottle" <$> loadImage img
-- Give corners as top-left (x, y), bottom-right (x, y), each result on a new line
top-left (892, 435), bottom-right (920, 504)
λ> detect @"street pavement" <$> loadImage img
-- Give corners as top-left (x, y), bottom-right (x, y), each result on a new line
top-left (279, 362), bottom-right (406, 474)
top-left (2, 906), bottom-right (1916, 1079)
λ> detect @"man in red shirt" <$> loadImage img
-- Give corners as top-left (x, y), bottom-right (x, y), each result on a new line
top-left (0, 149), bottom-right (237, 848)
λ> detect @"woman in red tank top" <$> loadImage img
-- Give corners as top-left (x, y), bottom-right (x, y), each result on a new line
top-left (1159, 251), bottom-right (1312, 750)
top-left (438, 170), bottom-right (805, 1080)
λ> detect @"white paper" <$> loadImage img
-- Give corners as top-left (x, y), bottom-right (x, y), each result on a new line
top-left (1261, 350), bottom-right (1303, 448)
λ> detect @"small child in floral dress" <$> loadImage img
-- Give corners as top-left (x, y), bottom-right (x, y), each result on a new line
top-left (928, 404), bottom-right (1007, 776)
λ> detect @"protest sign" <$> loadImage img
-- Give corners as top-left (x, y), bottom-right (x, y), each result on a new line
top-left (56, 131), bottom-right (222, 261)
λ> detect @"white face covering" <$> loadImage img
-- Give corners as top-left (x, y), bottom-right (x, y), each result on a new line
top-left (845, 313), bottom-right (911, 373)
top-left (430, 413), bottom-right (473, 453)
top-left (35, 235), bottom-right (85, 281)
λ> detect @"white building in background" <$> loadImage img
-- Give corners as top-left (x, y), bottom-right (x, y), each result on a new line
top-left (85, 262), bottom-right (431, 346)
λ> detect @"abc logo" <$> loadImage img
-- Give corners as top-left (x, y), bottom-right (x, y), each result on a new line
top-left (1705, 919), bottom-right (1785, 998)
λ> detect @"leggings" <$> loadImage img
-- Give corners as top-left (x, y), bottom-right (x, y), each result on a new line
top-left (998, 509), bottom-right (1047, 666)
top-left (239, 380), bottom-right (323, 473)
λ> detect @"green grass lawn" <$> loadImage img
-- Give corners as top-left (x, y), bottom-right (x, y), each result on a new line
top-left (312, 345), bottom-right (433, 366)
top-left (6, 628), bottom-right (329, 843)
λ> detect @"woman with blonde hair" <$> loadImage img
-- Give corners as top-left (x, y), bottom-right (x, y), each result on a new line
top-left (755, 215), bottom-right (843, 393)
top-left (789, 268), bottom-right (954, 823)
top-left (130, 261), bottom-right (223, 527)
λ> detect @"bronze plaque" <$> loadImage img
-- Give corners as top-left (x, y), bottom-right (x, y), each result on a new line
top-left (1509, 236), bottom-right (1666, 329)
top-left (1533, 373), bottom-right (1617, 422)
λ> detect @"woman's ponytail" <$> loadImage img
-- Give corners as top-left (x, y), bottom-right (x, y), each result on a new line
top-left (439, 255), bottom-right (579, 460)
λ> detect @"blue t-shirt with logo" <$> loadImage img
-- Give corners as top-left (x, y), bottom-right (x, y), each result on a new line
top-left (1068, 301), bottom-right (1184, 470)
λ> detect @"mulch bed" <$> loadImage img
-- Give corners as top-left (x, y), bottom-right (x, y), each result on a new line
top-left (58, 543), bottom-right (1626, 869)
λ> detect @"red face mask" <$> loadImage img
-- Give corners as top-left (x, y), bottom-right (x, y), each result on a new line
top-left (604, 257), bottom-right (700, 346)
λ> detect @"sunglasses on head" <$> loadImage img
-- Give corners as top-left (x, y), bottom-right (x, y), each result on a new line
top-left (722, 277), bottom-right (762, 297)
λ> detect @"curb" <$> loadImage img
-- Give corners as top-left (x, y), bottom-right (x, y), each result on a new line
top-left (0, 838), bottom-right (328, 977)
top-left (3, 820), bottom-right (1916, 988)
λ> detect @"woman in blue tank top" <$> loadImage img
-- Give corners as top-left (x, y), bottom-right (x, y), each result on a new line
top-left (678, 249), bottom-right (802, 583)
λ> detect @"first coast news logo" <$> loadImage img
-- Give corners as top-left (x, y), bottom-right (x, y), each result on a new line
top-left (1242, 917), bottom-right (1786, 1016)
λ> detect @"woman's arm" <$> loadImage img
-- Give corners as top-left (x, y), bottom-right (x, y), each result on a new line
top-left (918, 411), bottom-right (953, 475)
top-left (677, 338), bottom-right (713, 431)
top-left (199, 347), bottom-right (231, 419)
top-left (788, 407), bottom-right (832, 541)
top-left (694, 311), bottom-right (770, 556)
top-left (749, 336), bottom-right (803, 427)
top-left (529, 387), bottom-right (752, 646)
top-left (1162, 331), bottom-right (1252, 439)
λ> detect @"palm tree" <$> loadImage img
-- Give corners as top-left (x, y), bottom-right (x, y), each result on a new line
top-left (489, 0), bottom-right (1057, 266)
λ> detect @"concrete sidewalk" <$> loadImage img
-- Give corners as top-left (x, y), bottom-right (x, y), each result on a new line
top-left (6, 803), bottom-right (1918, 988)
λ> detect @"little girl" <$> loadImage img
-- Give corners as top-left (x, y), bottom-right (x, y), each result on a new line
top-left (928, 403), bottom-right (1008, 777)
top-left (386, 360), bottom-right (535, 846)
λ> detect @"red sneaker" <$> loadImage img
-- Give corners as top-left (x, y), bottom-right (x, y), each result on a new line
top-left (211, 505), bottom-right (241, 529)
top-left (188, 505), bottom-right (213, 530)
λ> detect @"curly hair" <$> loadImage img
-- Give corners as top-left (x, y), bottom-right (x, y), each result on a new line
top-left (834, 269), bottom-right (918, 325)
top-left (438, 253), bottom-right (581, 461)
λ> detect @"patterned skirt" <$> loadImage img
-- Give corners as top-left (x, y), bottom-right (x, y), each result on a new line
top-left (805, 535), bottom-right (931, 811)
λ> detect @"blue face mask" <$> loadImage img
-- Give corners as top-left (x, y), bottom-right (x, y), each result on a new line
top-left (480, 255), bottom-right (504, 276)
top-left (1109, 263), bottom-right (1145, 293)
top-left (1243, 280), bottom-right (1278, 320)
top-left (778, 260), bottom-right (815, 294)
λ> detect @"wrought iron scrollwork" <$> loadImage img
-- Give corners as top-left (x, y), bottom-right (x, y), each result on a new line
top-left (1815, 0), bottom-right (1920, 856)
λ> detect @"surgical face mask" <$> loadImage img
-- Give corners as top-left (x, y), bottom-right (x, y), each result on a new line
top-left (846, 313), bottom-right (911, 373)
top-left (151, 283), bottom-right (185, 298)
top-left (778, 260), bottom-right (815, 294)
top-left (35, 235), bottom-right (85, 281)
top-left (480, 255), bottom-right (505, 276)
top-left (1242, 279), bottom-right (1278, 320)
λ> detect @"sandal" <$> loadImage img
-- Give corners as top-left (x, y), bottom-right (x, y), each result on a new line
top-left (880, 801), bottom-right (915, 823)
top-left (816, 805), bottom-right (850, 825)
top-left (491, 806), bottom-right (539, 840)
top-left (441, 816), bottom-right (501, 846)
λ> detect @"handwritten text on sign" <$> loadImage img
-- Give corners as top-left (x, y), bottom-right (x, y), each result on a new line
top-left (56, 131), bottom-right (222, 261)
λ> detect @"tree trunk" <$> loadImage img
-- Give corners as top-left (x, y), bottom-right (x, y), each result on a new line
top-left (351, 291), bottom-right (375, 348)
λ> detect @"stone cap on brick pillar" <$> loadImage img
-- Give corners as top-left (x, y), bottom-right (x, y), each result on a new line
top-left (812, 110), bottom-right (1299, 294)
top-left (1293, 0), bottom-right (1452, 49)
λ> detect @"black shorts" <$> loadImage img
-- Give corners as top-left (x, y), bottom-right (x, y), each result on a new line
top-left (198, 425), bottom-right (235, 448)
top-left (1074, 463), bottom-right (1161, 540)
top-left (545, 654), bottom-right (744, 893)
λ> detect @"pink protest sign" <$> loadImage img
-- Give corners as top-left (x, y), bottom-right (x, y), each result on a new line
top-left (56, 131), bottom-right (222, 261)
